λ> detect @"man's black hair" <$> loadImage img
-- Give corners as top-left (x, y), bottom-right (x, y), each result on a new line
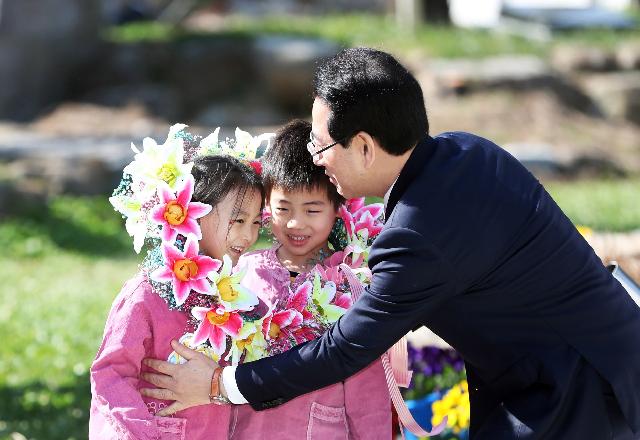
top-left (313, 47), bottom-right (428, 156)
top-left (262, 119), bottom-right (344, 209)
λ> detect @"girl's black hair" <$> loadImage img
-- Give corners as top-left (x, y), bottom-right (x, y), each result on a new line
top-left (191, 155), bottom-right (264, 224)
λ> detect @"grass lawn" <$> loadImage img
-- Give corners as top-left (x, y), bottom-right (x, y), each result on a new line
top-left (545, 177), bottom-right (640, 232)
top-left (1, 177), bottom-right (638, 438)
top-left (0, 254), bottom-right (136, 440)
top-left (106, 12), bottom-right (640, 59)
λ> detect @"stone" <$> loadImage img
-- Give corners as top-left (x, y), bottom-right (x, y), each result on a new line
top-left (82, 84), bottom-right (183, 122)
top-left (0, 0), bottom-right (101, 120)
top-left (564, 156), bottom-right (628, 179)
top-left (30, 102), bottom-right (163, 138)
top-left (427, 56), bottom-right (552, 94)
top-left (8, 155), bottom-right (120, 197)
top-left (578, 72), bottom-right (640, 125)
top-left (170, 38), bottom-right (257, 114)
top-left (0, 38), bottom-right (76, 120)
top-left (252, 36), bottom-right (340, 114)
top-left (0, 179), bottom-right (47, 217)
top-left (421, 56), bottom-right (599, 115)
top-left (502, 142), bottom-right (570, 179)
top-left (551, 45), bottom-right (618, 73)
top-left (0, 0), bottom-right (100, 39)
top-left (195, 100), bottom-right (286, 128)
top-left (617, 43), bottom-right (640, 71)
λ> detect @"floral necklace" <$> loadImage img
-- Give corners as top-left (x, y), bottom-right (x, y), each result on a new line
top-left (111, 124), bottom-right (385, 367)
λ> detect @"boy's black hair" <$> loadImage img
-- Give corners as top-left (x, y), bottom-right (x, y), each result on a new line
top-left (262, 119), bottom-right (344, 209)
top-left (191, 155), bottom-right (264, 221)
top-left (313, 47), bottom-right (428, 156)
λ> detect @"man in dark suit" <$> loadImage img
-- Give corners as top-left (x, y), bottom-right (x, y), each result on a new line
top-left (142, 48), bottom-right (640, 439)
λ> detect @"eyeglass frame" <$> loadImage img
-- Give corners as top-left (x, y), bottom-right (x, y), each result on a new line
top-left (306, 133), bottom-right (346, 157)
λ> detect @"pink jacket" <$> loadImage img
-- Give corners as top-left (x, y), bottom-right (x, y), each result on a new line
top-left (231, 247), bottom-right (391, 439)
top-left (89, 274), bottom-right (231, 440)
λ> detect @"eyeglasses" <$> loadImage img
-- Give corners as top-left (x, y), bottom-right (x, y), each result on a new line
top-left (306, 133), bottom-right (344, 157)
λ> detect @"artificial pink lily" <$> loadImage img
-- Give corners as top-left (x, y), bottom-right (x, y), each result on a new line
top-left (343, 197), bottom-right (365, 213)
top-left (339, 205), bottom-right (356, 238)
top-left (354, 210), bottom-right (384, 237)
top-left (286, 281), bottom-right (314, 321)
top-left (151, 238), bottom-right (221, 306)
top-left (291, 326), bottom-right (321, 344)
top-left (150, 174), bottom-right (211, 243)
top-left (191, 306), bottom-right (243, 355)
top-left (342, 198), bottom-right (384, 224)
top-left (309, 266), bottom-right (353, 310)
top-left (323, 249), bottom-right (365, 271)
top-left (354, 203), bottom-right (384, 222)
top-left (261, 285), bottom-right (308, 341)
top-left (313, 262), bottom-right (344, 286)
top-left (339, 199), bottom-right (384, 242)
top-left (333, 290), bottom-right (353, 309)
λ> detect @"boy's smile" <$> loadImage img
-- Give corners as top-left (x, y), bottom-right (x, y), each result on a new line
top-left (285, 233), bottom-right (311, 247)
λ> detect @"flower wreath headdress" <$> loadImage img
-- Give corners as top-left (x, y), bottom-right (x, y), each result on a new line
top-left (110, 124), bottom-right (385, 366)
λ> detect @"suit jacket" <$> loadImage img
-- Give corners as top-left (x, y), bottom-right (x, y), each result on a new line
top-left (236, 132), bottom-right (640, 439)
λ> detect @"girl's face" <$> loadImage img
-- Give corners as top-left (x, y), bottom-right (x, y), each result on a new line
top-left (199, 187), bottom-right (263, 265)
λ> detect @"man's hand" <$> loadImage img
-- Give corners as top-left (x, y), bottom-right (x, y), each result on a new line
top-left (140, 339), bottom-right (219, 416)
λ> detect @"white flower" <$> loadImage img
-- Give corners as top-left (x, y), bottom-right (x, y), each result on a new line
top-left (199, 127), bottom-right (275, 160)
top-left (109, 193), bottom-right (148, 253)
top-left (123, 123), bottom-right (193, 198)
top-left (311, 273), bottom-right (346, 324)
top-left (227, 319), bottom-right (268, 365)
top-left (167, 333), bottom-right (220, 364)
top-left (235, 127), bottom-right (275, 159)
top-left (207, 255), bottom-right (259, 312)
top-left (198, 127), bottom-right (225, 156)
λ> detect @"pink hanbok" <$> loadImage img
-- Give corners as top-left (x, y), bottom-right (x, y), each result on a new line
top-left (89, 274), bottom-right (231, 440)
top-left (230, 246), bottom-right (391, 439)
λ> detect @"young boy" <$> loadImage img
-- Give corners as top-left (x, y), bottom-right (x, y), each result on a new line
top-left (231, 120), bottom-right (391, 439)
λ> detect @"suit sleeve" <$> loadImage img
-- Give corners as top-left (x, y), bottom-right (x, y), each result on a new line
top-left (235, 227), bottom-right (456, 410)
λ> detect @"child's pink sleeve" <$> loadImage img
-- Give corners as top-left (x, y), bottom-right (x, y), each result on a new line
top-left (90, 278), bottom-right (179, 440)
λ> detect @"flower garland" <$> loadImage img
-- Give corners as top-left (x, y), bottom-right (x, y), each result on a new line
top-left (111, 124), bottom-right (386, 367)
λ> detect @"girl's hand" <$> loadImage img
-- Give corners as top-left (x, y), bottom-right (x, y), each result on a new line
top-left (140, 339), bottom-right (219, 416)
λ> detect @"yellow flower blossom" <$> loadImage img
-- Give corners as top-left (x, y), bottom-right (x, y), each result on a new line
top-left (431, 380), bottom-right (470, 434)
top-left (576, 225), bottom-right (593, 237)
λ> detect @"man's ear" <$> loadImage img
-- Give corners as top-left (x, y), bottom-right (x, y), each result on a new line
top-left (355, 131), bottom-right (376, 170)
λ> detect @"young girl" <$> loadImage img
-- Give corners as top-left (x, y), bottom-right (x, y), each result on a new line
top-left (89, 154), bottom-right (263, 440)
top-left (231, 120), bottom-right (391, 439)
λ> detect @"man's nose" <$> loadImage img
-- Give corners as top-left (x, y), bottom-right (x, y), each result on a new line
top-left (312, 154), bottom-right (323, 166)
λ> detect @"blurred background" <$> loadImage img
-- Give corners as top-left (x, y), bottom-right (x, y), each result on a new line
top-left (0, 0), bottom-right (639, 438)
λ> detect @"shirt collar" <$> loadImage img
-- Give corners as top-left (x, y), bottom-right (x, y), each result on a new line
top-left (383, 176), bottom-right (399, 212)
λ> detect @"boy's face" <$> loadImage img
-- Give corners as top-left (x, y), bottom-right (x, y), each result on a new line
top-left (269, 186), bottom-right (338, 263)
top-left (199, 187), bottom-right (263, 266)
